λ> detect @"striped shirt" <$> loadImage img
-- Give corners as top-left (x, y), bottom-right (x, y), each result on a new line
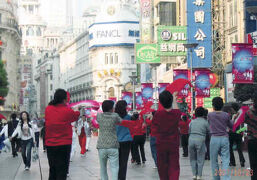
top-left (245, 106), bottom-right (257, 139)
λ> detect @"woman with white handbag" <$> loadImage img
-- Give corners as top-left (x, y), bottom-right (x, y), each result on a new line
top-left (10, 111), bottom-right (35, 171)
top-left (0, 124), bottom-right (11, 152)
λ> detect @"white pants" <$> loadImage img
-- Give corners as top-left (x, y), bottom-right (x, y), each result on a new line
top-left (70, 132), bottom-right (78, 160)
top-left (86, 137), bottom-right (91, 150)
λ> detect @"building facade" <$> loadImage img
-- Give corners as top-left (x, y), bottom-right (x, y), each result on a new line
top-left (0, 0), bottom-right (21, 111)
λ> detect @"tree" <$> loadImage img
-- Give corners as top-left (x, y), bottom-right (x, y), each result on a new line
top-left (234, 66), bottom-right (257, 102)
top-left (0, 60), bottom-right (8, 105)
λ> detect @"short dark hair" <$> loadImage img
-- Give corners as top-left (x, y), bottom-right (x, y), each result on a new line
top-left (195, 107), bottom-right (205, 117)
top-left (212, 97), bottom-right (224, 111)
top-left (49, 89), bottom-right (67, 105)
top-left (10, 113), bottom-right (17, 120)
top-left (203, 109), bottom-right (208, 118)
top-left (102, 100), bottom-right (114, 112)
top-left (159, 90), bottom-right (173, 109)
top-left (231, 102), bottom-right (240, 112)
top-left (115, 100), bottom-right (128, 118)
top-left (131, 112), bottom-right (139, 121)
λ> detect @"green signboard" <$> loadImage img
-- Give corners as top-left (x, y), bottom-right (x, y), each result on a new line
top-left (135, 44), bottom-right (160, 63)
top-left (204, 88), bottom-right (221, 108)
top-left (157, 26), bottom-right (187, 56)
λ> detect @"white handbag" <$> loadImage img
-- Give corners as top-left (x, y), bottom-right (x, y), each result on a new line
top-left (3, 138), bottom-right (11, 152)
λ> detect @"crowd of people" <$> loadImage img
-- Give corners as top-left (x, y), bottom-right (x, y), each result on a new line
top-left (0, 88), bottom-right (257, 180)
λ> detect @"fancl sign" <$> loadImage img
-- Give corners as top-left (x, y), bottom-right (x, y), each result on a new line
top-left (89, 21), bottom-right (140, 48)
top-left (135, 44), bottom-right (160, 63)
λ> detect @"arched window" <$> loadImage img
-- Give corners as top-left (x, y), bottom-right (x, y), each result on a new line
top-left (108, 87), bottom-right (115, 97)
top-left (36, 27), bottom-right (41, 36)
top-left (26, 27), bottom-right (34, 36)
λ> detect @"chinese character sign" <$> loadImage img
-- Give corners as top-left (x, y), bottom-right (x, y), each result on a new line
top-left (232, 43), bottom-right (254, 84)
top-left (187, 0), bottom-right (212, 68)
top-left (135, 44), bottom-right (160, 63)
top-left (136, 92), bottom-right (143, 109)
top-left (157, 26), bottom-right (187, 56)
top-left (140, 0), bottom-right (152, 43)
top-left (173, 70), bottom-right (189, 97)
top-left (195, 69), bottom-right (211, 97)
top-left (141, 83), bottom-right (153, 102)
top-left (122, 92), bottom-right (133, 105)
top-left (158, 83), bottom-right (169, 94)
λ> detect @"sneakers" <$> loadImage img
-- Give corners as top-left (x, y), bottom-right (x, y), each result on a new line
top-left (153, 166), bottom-right (157, 169)
top-left (193, 176), bottom-right (197, 180)
top-left (25, 166), bottom-right (30, 171)
top-left (81, 153), bottom-right (86, 157)
top-left (196, 176), bottom-right (202, 180)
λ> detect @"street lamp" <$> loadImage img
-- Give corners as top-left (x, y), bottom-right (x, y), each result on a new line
top-left (183, 43), bottom-right (198, 115)
top-left (150, 63), bottom-right (161, 110)
top-left (129, 72), bottom-right (137, 112)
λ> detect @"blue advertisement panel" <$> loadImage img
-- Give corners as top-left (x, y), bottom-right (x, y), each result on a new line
top-left (187, 0), bottom-right (212, 68)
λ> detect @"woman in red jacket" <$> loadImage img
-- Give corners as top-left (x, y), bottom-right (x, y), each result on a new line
top-left (45, 89), bottom-right (80, 180)
top-left (179, 114), bottom-right (190, 157)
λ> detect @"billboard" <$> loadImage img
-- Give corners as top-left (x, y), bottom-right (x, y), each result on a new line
top-left (140, 0), bottom-right (152, 43)
top-left (232, 43), bottom-right (254, 84)
top-left (135, 44), bottom-right (160, 63)
top-left (141, 83), bottom-right (153, 102)
top-left (157, 26), bottom-right (187, 56)
top-left (187, 0), bottom-right (212, 68)
top-left (173, 70), bottom-right (189, 97)
top-left (122, 92), bottom-right (133, 105)
top-left (195, 69), bottom-right (211, 97)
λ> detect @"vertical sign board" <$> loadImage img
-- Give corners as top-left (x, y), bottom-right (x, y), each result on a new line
top-left (140, 0), bottom-right (152, 43)
top-left (232, 43), bottom-right (254, 84)
top-left (173, 70), bottom-right (190, 97)
top-left (187, 0), bottom-right (212, 68)
top-left (195, 69), bottom-right (211, 97)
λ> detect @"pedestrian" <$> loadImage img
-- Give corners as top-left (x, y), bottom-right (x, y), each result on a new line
top-left (40, 121), bottom-right (46, 152)
top-left (45, 89), bottom-right (80, 180)
top-left (70, 122), bottom-right (78, 162)
top-left (77, 114), bottom-right (87, 156)
top-left (189, 107), bottom-right (210, 180)
top-left (208, 97), bottom-right (233, 180)
top-left (203, 109), bottom-right (210, 160)
top-left (145, 111), bottom-right (157, 169)
top-left (10, 111), bottom-right (35, 170)
top-left (32, 118), bottom-right (40, 148)
top-left (130, 113), bottom-right (138, 164)
top-left (179, 113), bottom-right (190, 157)
top-left (151, 91), bottom-right (182, 180)
top-left (85, 118), bottom-right (92, 151)
top-left (245, 95), bottom-right (257, 180)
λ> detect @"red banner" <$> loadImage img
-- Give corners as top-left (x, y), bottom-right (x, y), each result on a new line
top-left (173, 69), bottom-right (189, 97)
top-left (195, 69), bottom-right (211, 98)
top-left (232, 43), bottom-right (254, 84)
top-left (141, 83), bottom-right (153, 102)
top-left (109, 97), bottom-right (117, 103)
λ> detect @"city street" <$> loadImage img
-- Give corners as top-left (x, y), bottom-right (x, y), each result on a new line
top-left (0, 137), bottom-right (252, 180)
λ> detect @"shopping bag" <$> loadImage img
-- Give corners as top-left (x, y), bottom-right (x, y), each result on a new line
top-left (3, 138), bottom-right (11, 152)
top-left (32, 147), bottom-right (39, 162)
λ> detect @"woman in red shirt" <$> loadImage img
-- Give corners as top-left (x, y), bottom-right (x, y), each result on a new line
top-left (45, 89), bottom-right (80, 180)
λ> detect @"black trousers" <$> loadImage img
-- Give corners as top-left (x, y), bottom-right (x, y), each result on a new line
top-left (229, 132), bottom-right (245, 165)
top-left (34, 132), bottom-right (40, 148)
top-left (248, 139), bottom-right (257, 180)
top-left (130, 140), bottom-right (136, 161)
top-left (134, 135), bottom-right (146, 163)
top-left (46, 145), bottom-right (71, 180)
top-left (118, 141), bottom-right (131, 180)
top-left (181, 134), bottom-right (189, 156)
top-left (11, 137), bottom-right (19, 156)
top-left (205, 134), bottom-right (210, 159)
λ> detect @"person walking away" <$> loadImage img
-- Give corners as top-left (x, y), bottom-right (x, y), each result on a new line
top-left (77, 114), bottom-right (87, 156)
top-left (40, 122), bottom-right (46, 152)
top-left (189, 107), bottom-right (210, 180)
top-left (10, 111), bottom-right (35, 170)
top-left (151, 91), bottom-right (182, 180)
top-left (203, 109), bottom-right (210, 160)
top-left (245, 96), bottom-right (257, 180)
top-left (45, 89), bottom-right (80, 180)
top-left (208, 97), bottom-right (233, 180)
top-left (32, 118), bottom-right (40, 148)
top-left (115, 100), bottom-right (133, 180)
top-left (179, 113), bottom-right (190, 157)
top-left (130, 113), bottom-right (138, 164)
top-left (85, 118), bottom-right (92, 151)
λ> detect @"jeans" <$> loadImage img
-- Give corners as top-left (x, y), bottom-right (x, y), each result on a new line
top-left (118, 141), bottom-right (131, 180)
top-left (98, 148), bottom-right (119, 180)
top-left (210, 136), bottom-right (231, 180)
top-left (21, 138), bottom-right (33, 168)
top-left (150, 136), bottom-right (157, 166)
top-left (248, 138), bottom-right (257, 180)
top-left (11, 137), bottom-right (19, 156)
top-left (46, 145), bottom-right (71, 180)
top-left (189, 137), bottom-right (206, 176)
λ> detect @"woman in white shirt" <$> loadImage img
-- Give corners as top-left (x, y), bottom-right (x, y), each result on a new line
top-left (10, 111), bottom-right (35, 170)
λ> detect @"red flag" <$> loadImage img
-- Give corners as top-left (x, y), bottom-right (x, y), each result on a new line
top-left (166, 79), bottom-right (192, 94)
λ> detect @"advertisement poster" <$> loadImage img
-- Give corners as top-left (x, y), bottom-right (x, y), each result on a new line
top-left (158, 83), bottom-right (169, 94)
top-left (187, 0), bottom-right (212, 68)
top-left (173, 69), bottom-right (189, 97)
top-left (135, 92), bottom-right (143, 109)
top-left (141, 83), bottom-right (153, 102)
top-left (195, 69), bottom-right (211, 97)
top-left (135, 44), bottom-right (160, 63)
top-left (232, 43), bottom-right (254, 84)
top-left (122, 92), bottom-right (132, 105)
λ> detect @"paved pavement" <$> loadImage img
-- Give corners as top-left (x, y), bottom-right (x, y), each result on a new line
top-left (0, 137), bottom-right (252, 180)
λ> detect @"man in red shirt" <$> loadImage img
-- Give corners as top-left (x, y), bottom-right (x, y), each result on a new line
top-left (179, 114), bottom-right (191, 157)
top-left (152, 91), bottom-right (182, 180)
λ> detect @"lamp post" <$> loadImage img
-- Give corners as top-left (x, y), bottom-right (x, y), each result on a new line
top-left (183, 43), bottom-right (198, 115)
top-left (150, 63), bottom-right (161, 110)
top-left (129, 72), bottom-right (138, 112)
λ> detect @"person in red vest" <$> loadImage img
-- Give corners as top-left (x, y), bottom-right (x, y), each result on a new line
top-left (45, 89), bottom-right (80, 180)
top-left (179, 113), bottom-right (191, 157)
top-left (152, 91), bottom-right (182, 180)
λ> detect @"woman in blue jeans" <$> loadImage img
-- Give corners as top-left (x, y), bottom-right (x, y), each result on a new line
top-left (208, 97), bottom-right (233, 180)
top-left (11, 111), bottom-right (35, 171)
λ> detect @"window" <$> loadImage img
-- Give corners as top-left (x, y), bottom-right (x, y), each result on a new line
top-left (110, 53), bottom-right (114, 64)
top-left (235, 35), bottom-right (238, 43)
top-left (115, 53), bottom-right (118, 64)
top-left (28, 5), bottom-right (34, 14)
top-left (229, 3), bottom-right (233, 28)
top-left (50, 75), bottom-right (53, 80)
top-left (36, 27), bottom-right (41, 36)
top-left (234, 0), bottom-right (237, 26)
top-left (50, 84), bottom-right (53, 91)
top-left (0, 14), bottom-right (2, 24)
top-left (131, 55), bottom-right (135, 64)
top-left (0, 51), bottom-right (2, 60)
top-left (26, 27), bottom-right (34, 36)
top-left (105, 53), bottom-right (109, 64)
top-left (159, 2), bottom-right (176, 26)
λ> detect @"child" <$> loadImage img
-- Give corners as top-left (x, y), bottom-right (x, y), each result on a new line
top-left (152, 91), bottom-right (182, 180)
top-left (179, 113), bottom-right (190, 157)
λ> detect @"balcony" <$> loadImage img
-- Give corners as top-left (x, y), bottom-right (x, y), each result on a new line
top-left (0, 21), bottom-right (21, 38)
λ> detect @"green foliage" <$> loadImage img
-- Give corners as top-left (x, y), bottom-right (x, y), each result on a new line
top-left (234, 66), bottom-right (257, 102)
top-left (0, 60), bottom-right (8, 99)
